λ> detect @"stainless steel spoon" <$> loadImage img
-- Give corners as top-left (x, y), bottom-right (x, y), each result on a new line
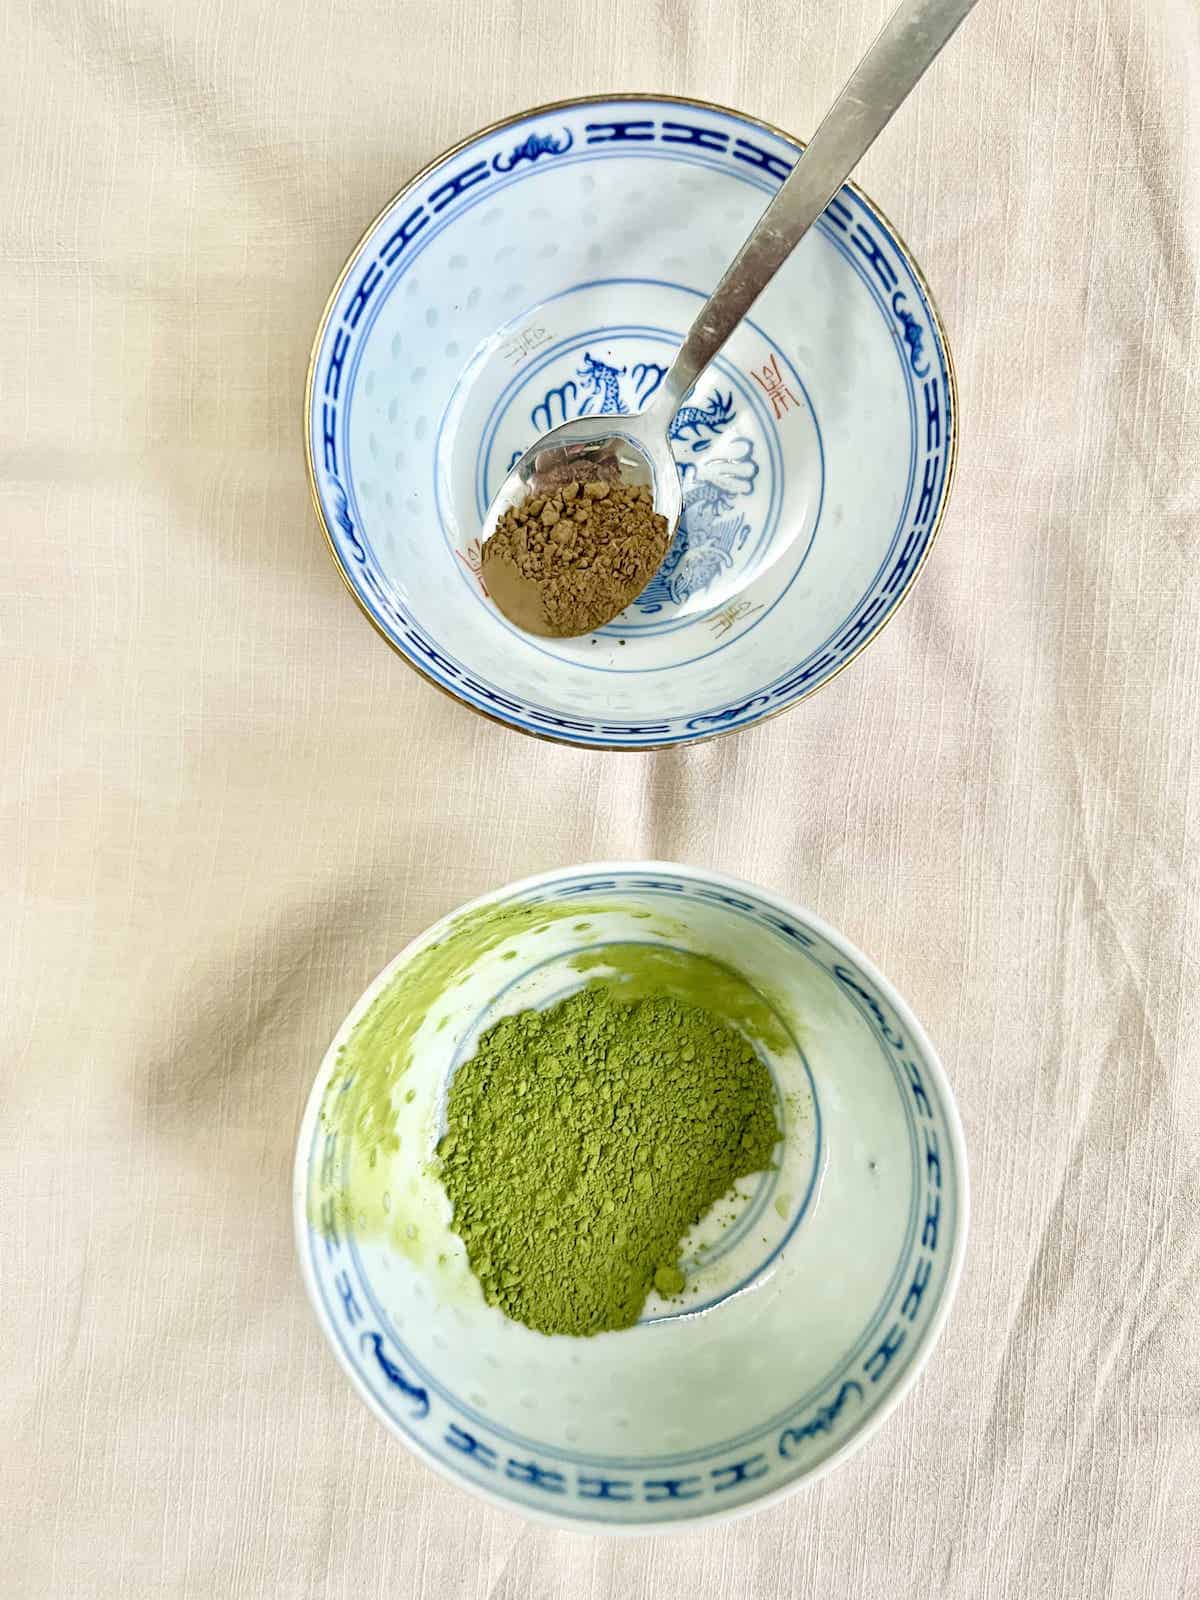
top-left (481, 0), bottom-right (980, 636)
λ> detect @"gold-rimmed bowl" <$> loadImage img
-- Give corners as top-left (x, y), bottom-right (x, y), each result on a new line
top-left (305, 95), bottom-right (957, 749)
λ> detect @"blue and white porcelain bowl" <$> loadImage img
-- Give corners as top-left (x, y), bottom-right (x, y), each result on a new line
top-left (305, 96), bottom-right (957, 748)
top-left (294, 863), bottom-right (968, 1529)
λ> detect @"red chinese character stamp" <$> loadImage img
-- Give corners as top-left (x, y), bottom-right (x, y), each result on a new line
top-left (457, 537), bottom-right (488, 596)
top-left (709, 598), bottom-right (764, 639)
top-left (751, 351), bottom-right (798, 420)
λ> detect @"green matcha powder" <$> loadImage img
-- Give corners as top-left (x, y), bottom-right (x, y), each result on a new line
top-left (438, 984), bottom-right (781, 1337)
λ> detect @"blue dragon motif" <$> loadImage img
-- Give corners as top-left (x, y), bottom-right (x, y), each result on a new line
top-left (360, 1330), bottom-right (430, 1418)
top-left (527, 351), bottom-right (625, 433)
top-left (891, 290), bottom-right (929, 377)
top-left (777, 1380), bottom-right (864, 1455)
top-left (668, 390), bottom-right (735, 452)
top-left (492, 128), bottom-right (574, 172)
top-left (639, 437), bottom-right (759, 607)
top-left (631, 360), bottom-right (667, 407)
top-left (687, 693), bottom-right (772, 728)
top-left (575, 351), bottom-right (626, 414)
top-left (327, 473), bottom-right (366, 563)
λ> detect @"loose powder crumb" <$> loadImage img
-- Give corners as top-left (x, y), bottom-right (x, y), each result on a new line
top-left (481, 478), bottom-right (670, 638)
top-left (437, 984), bottom-right (781, 1337)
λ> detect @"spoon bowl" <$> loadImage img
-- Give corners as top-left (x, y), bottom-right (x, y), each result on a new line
top-left (479, 410), bottom-right (685, 635)
top-left (481, 412), bottom-right (683, 545)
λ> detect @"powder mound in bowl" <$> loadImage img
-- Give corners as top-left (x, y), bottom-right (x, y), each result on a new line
top-left (480, 479), bottom-right (671, 638)
top-left (436, 985), bottom-right (781, 1337)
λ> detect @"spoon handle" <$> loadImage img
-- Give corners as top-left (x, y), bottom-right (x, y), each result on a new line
top-left (649, 0), bottom-right (980, 420)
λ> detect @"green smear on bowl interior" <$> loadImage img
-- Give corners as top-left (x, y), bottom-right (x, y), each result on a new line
top-left (315, 900), bottom-right (790, 1333)
top-left (315, 897), bottom-right (666, 1237)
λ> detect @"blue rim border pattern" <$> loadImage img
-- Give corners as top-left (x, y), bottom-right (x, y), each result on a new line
top-left (305, 95), bottom-right (957, 750)
top-left (295, 866), bottom-right (967, 1527)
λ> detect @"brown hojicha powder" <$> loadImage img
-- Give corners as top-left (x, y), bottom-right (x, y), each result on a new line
top-left (481, 479), bottom-right (671, 638)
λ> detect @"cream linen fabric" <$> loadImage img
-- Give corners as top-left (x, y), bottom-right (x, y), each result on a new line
top-left (3, 0), bottom-right (1199, 1594)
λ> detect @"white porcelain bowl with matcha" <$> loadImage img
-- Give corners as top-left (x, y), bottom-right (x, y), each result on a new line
top-left (294, 863), bottom-right (967, 1529)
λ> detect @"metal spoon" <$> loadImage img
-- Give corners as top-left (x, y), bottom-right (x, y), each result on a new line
top-left (480, 0), bottom-right (980, 637)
